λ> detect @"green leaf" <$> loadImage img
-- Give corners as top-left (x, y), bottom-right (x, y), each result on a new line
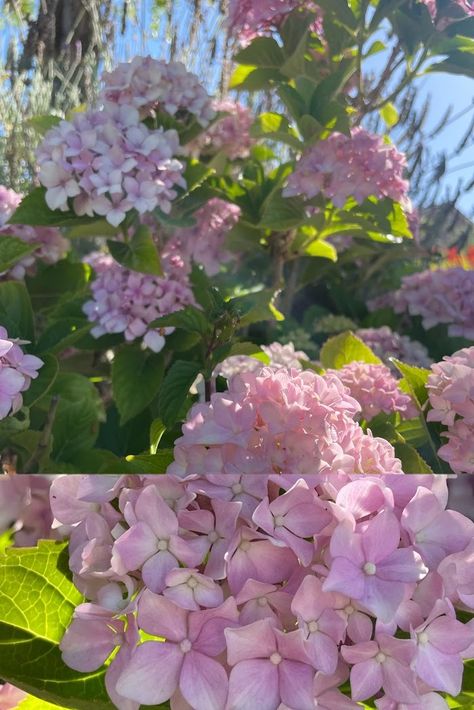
top-left (394, 442), bottom-right (433, 473)
top-left (229, 66), bottom-right (284, 90)
top-left (158, 360), bottom-right (202, 428)
top-left (304, 239), bottom-right (337, 261)
top-left (46, 373), bottom-right (104, 463)
top-left (150, 418), bottom-right (166, 454)
top-left (397, 417), bottom-right (428, 448)
top-left (107, 225), bottom-right (162, 275)
top-left (151, 306), bottom-right (210, 335)
top-left (320, 332), bottom-right (383, 369)
top-left (0, 235), bottom-right (35, 273)
top-left (390, 359), bottom-right (430, 408)
top-left (36, 318), bottom-right (92, 355)
top-left (65, 220), bottom-right (120, 239)
top-left (427, 51), bottom-right (474, 79)
top-left (27, 261), bottom-right (90, 312)
top-left (123, 450), bottom-right (175, 473)
top-left (9, 188), bottom-right (95, 228)
top-left (234, 37), bottom-right (285, 68)
top-left (315, 0), bottom-right (357, 29)
top-left (0, 541), bottom-right (111, 709)
top-left (112, 346), bottom-right (165, 425)
top-left (259, 192), bottom-right (307, 230)
top-left (23, 354), bottom-right (59, 408)
top-left (250, 113), bottom-right (303, 150)
top-left (26, 114), bottom-right (62, 135)
top-left (230, 289), bottom-right (284, 327)
top-left (0, 280), bottom-right (35, 341)
top-left (380, 102), bottom-right (399, 127)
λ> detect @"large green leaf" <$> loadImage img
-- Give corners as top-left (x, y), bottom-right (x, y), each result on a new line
top-left (0, 280), bottom-right (35, 341)
top-left (394, 442), bottom-right (433, 473)
top-left (320, 331), bottom-right (382, 369)
top-left (158, 360), bottom-right (202, 428)
top-left (9, 188), bottom-right (95, 228)
top-left (230, 289), bottom-right (284, 327)
top-left (0, 541), bottom-right (111, 709)
top-left (390, 359), bottom-right (430, 408)
top-left (0, 235), bottom-right (35, 273)
top-left (107, 225), bottom-right (163, 275)
top-left (151, 306), bottom-right (210, 335)
top-left (112, 346), bottom-right (165, 425)
top-left (234, 37), bottom-right (285, 68)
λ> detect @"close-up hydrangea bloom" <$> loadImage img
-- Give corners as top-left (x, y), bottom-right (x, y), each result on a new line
top-left (0, 327), bottom-right (43, 419)
top-left (25, 472), bottom-right (472, 710)
top-left (37, 102), bottom-right (186, 225)
top-left (427, 347), bottom-right (474, 473)
top-left (100, 55), bottom-right (215, 125)
top-left (370, 268), bottom-right (474, 340)
top-left (83, 251), bottom-right (195, 352)
top-left (355, 326), bottom-right (432, 369)
top-left (215, 342), bottom-right (309, 379)
top-left (283, 128), bottom-right (409, 208)
top-left (167, 198), bottom-right (241, 276)
top-left (228, 0), bottom-right (323, 45)
top-left (0, 185), bottom-right (69, 279)
top-left (327, 361), bottom-right (418, 421)
top-left (190, 100), bottom-right (255, 160)
top-left (168, 366), bottom-right (404, 477)
top-left (0, 474), bottom-right (57, 546)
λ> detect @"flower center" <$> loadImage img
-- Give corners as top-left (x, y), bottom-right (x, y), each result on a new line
top-left (232, 483), bottom-right (243, 494)
top-left (344, 605), bottom-right (354, 615)
top-left (180, 639), bottom-right (192, 653)
top-left (274, 515), bottom-right (285, 527)
top-left (363, 562), bottom-right (377, 575)
top-left (187, 577), bottom-right (198, 589)
top-left (270, 652), bottom-right (282, 666)
top-left (417, 631), bottom-right (429, 645)
top-left (208, 530), bottom-right (219, 543)
top-left (257, 597), bottom-right (268, 607)
top-left (375, 652), bottom-right (386, 664)
top-left (239, 540), bottom-right (251, 552)
top-left (308, 620), bottom-right (319, 633)
top-left (157, 539), bottom-right (169, 551)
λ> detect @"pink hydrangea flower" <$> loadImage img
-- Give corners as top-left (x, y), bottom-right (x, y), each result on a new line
top-left (438, 419), bottom-right (474, 474)
top-left (228, 0), bottom-right (323, 45)
top-left (166, 198), bottom-right (241, 276)
top-left (0, 185), bottom-right (22, 226)
top-left (283, 128), bottom-right (409, 208)
top-left (168, 366), bottom-right (404, 479)
top-left (100, 56), bottom-right (214, 125)
top-left (83, 250), bottom-right (195, 351)
top-left (0, 327), bottom-right (43, 419)
top-left (355, 326), bottom-right (432, 369)
top-left (327, 361), bottom-right (418, 421)
top-left (215, 341), bottom-right (308, 379)
top-left (373, 268), bottom-right (474, 340)
top-left (37, 102), bottom-right (186, 225)
top-left (0, 683), bottom-right (27, 709)
top-left (190, 100), bottom-right (255, 160)
top-left (427, 347), bottom-right (474, 426)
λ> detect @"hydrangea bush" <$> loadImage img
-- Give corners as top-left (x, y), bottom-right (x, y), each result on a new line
top-left (0, 0), bottom-right (472, 704)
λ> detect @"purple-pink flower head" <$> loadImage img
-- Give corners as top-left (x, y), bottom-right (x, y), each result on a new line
top-left (283, 128), bottom-right (409, 208)
top-left (0, 185), bottom-right (22, 226)
top-left (327, 362), bottom-right (418, 421)
top-left (37, 102), bottom-right (186, 226)
top-left (0, 326), bottom-right (43, 420)
top-left (167, 366), bottom-right (405, 478)
top-left (228, 0), bottom-right (323, 45)
top-left (377, 268), bottom-right (474, 341)
top-left (100, 56), bottom-right (215, 125)
top-left (190, 100), bottom-right (255, 160)
top-left (83, 250), bottom-right (195, 351)
top-left (167, 198), bottom-right (241, 277)
top-left (355, 326), bottom-right (432, 370)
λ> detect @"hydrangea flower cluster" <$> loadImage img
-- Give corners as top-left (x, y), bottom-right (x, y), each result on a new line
top-left (37, 103), bottom-right (186, 226)
top-left (327, 362), bottom-right (418, 422)
top-left (372, 268), bottom-right (474, 341)
top-left (190, 100), bottom-right (255, 160)
top-left (50, 473), bottom-right (474, 710)
top-left (83, 251), bottom-right (195, 352)
top-left (0, 474), bottom-right (56, 547)
top-left (355, 326), bottom-right (432, 369)
top-left (100, 56), bottom-right (215, 125)
top-left (169, 366), bottom-right (405, 477)
top-left (215, 341), bottom-right (309, 379)
top-left (283, 128), bottom-right (409, 208)
top-left (0, 185), bottom-right (69, 279)
top-left (421, 0), bottom-right (474, 20)
top-left (0, 327), bottom-right (43, 419)
top-left (166, 198), bottom-right (241, 276)
top-left (228, 0), bottom-right (323, 45)
top-left (427, 346), bottom-right (474, 474)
